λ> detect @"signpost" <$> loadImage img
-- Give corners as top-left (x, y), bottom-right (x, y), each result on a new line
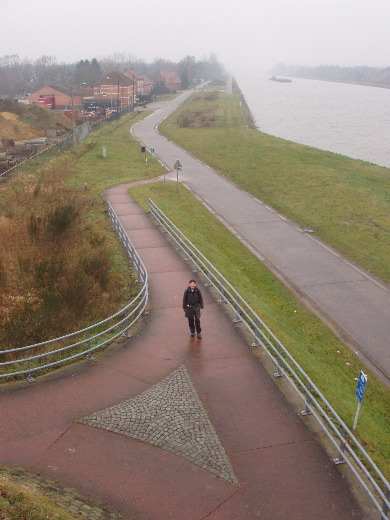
top-left (353, 371), bottom-right (367, 430)
top-left (174, 159), bottom-right (182, 192)
top-left (141, 145), bottom-right (147, 164)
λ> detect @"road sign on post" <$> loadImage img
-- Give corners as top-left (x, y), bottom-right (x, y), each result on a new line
top-left (174, 159), bottom-right (182, 192)
top-left (356, 371), bottom-right (368, 403)
top-left (353, 371), bottom-right (367, 430)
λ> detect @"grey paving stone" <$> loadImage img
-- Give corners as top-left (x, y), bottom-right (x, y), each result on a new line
top-left (78, 365), bottom-right (237, 484)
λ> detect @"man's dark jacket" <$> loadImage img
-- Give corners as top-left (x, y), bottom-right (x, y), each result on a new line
top-left (183, 286), bottom-right (204, 318)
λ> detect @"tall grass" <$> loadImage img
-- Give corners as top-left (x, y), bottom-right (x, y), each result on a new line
top-left (0, 111), bottom-right (166, 355)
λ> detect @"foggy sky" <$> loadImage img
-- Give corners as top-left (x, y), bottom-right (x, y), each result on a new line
top-left (1, 0), bottom-right (389, 72)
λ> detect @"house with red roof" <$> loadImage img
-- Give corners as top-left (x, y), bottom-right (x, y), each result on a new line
top-left (93, 71), bottom-right (135, 109)
top-left (154, 71), bottom-right (181, 92)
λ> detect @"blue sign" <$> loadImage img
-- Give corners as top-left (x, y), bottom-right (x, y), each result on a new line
top-left (355, 371), bottom-right (367, 403)
top-left (151, 148), bottom-right (155, 154)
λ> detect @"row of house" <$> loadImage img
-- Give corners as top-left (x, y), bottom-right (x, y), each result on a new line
top-left (26, 70), bottom-right (182, 114)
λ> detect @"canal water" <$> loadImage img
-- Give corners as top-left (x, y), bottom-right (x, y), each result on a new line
top-left (236, 73), bottom-right (390, 169)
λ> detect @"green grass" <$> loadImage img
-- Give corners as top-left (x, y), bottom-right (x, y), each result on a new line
top-left (129, 180), bottom-right (390, 481)
top-left (68, 112), bottom-right (166, 195)
top-left (158, 90), bottom-right (390, 284)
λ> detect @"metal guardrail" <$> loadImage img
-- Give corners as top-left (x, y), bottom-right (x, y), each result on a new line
top-left (148, 198), bottom-right (389, 519)
top-left (0, 202), bottom-right (148, 382)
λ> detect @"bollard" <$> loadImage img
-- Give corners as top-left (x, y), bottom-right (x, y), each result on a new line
top-left (102, 146), bottom-right (106, 158)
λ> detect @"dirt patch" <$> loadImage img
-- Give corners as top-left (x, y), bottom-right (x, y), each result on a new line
top-left (0, 100), bottom-right (72, 142)
top-left (0, 112), bottom-right (45, 140)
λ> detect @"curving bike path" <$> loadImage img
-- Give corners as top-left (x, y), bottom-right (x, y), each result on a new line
top-left (131, 91), bottom-right (390, 385)
top-left (0, 180), bottom-right (372, 519)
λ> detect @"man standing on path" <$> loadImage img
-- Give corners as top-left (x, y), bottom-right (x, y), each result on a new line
top-left (183, 279), bottom-right (204, 338)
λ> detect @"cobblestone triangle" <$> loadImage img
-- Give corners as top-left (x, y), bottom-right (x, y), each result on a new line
top-left (77, 365), bottom-right (238, 484)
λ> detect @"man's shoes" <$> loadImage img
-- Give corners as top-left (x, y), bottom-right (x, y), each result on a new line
top-left (190, 332), bottom-right (195, 337)
top-left (197, 333), bottom-right (202, 338)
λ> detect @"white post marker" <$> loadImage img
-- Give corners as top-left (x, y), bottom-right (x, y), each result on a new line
top-left (353, 371), bottom-right (367, 430)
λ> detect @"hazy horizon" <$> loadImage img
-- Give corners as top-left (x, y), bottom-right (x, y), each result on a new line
top-left (1, 0), bottom-right (389, 74)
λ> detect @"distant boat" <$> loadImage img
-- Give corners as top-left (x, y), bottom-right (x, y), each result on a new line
top-left (270, 76), bottom-right (292, 83)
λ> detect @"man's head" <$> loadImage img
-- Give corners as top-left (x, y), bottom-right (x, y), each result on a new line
top-left (189, 279), bottom-right (196, 290)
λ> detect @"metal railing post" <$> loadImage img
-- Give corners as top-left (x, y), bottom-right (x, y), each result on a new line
top-left (251, 317), bottom-right (262, 347)
top-left (301, 381), bottom-right (313, 416)
top-left (85, 329), bottom-right (94, 360)
top-left (217, 281), bottom-right (227, 303)
top-left (273, 346), bottom-right (284, 377)
top-left (333, 427), bottom-right (347, 465)
top-left (381, 486), bottom-right (389, 519)
top-left (123, 308), bottom-right (131, 338)
top-left (233, 300), bottom-right (243, 323)
top-left (26, 359), bottom-right (35, 383)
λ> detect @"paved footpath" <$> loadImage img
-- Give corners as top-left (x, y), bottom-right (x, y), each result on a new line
top-left (0, 183), bottom-right (374, 519)
top-left (132, 91), bottom-right (390, 385)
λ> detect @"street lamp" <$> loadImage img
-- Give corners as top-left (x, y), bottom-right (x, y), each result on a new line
top-left (106, 76), bottom-right (113, 110)
top-left (117, 74), bottom-right (120, 114)
top-left (71, 87), bottom-right (77, 153)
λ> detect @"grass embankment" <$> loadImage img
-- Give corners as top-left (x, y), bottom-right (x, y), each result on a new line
top-left (0, 111), bottom-right (165, 356)
top-left (128, 89), bottom-right (389, 478)
top-left (0, 473), bottom-right (79, 520)
top-left (158, 90), bottom-right (390, 284)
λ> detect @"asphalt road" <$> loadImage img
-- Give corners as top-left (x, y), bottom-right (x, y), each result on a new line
top-left (132, 90), bottom-right (390, 385)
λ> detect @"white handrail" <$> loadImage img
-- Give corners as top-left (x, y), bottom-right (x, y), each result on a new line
top-left (148, 197), bottom-right (389, 520)
top-left (0, 202), bottom-right (148, 382)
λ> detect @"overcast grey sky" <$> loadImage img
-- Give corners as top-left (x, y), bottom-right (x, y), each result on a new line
top-left (1, 0), bottom-right (389, 72)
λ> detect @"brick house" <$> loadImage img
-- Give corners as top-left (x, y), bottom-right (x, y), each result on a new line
top-left (155, 71), bottom-right (181, 92)
top-left (123, 69), bottom-right (154, 100)
top-left (93, 71), bottom-right (135, 109)
top-left (123, 68), bottom-right (144, 97)
top-left (27, 86), bottom-right (84, 110)
top-left (139, 74), bottom-right (154, 95)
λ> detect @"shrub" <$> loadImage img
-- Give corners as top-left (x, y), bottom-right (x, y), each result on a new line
top-left (61, 273), bottom-right (92, 316)
top-left (45, 203), bottom-right (78, 238)
top-left (27, 214), bottom-right (41, 239)
top-left (80, 250), bottom-right (110, 289)
top-left (177, 111), bottom-right (193, 128)
top-left (35, 258), bottom-right (64, 289)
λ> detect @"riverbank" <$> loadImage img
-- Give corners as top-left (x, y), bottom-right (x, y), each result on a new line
top-left (158, 88), bottom-right (390, 285)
